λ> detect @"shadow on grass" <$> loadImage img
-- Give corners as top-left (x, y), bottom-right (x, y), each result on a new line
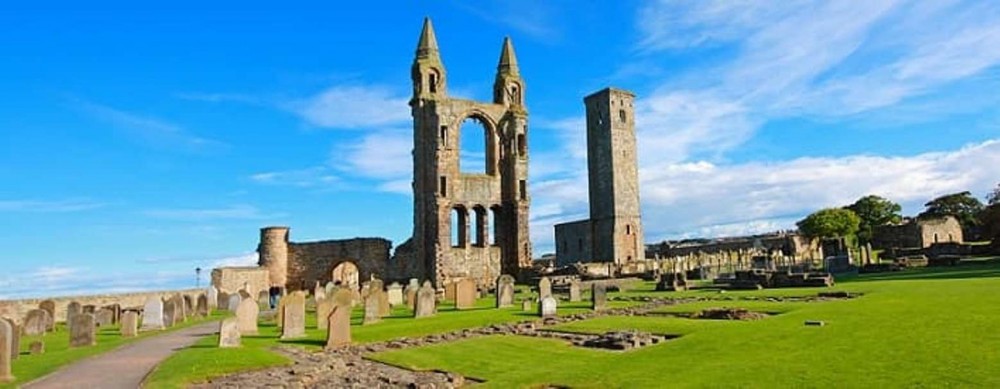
top-left (279, 338), bottom-right (325, 347)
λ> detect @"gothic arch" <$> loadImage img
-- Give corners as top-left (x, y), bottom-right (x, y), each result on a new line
top-left (454, 110), bottom-right (499, 175)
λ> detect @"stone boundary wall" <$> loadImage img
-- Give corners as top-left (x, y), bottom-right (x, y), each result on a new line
top-left (0, 288), bottom-right (204, 324)
top-left (212, 266), bottom-right (269, 296)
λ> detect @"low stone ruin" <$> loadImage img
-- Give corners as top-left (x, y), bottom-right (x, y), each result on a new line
top-left (692, 308), bottom-right (768, 321)
top-left (579, 330), bottom-right (668, 350)
top-left (655, 272), bottom-right (688, 292)
top-left (713, 269), bottom-right (834, 290)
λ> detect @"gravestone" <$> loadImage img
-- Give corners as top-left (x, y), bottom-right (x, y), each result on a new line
top-left (537, 277), bottom-right (552, 299)
top-left (280, 292), bottom-right (306, 339)
top-left (444, 281), bottom-right (457, 301)
top-left (182, 295), bottom-right (194, 318)
top-left (387, 283), bottom-right (403, 306)
top-left (325, 304), bottom-right (351, 350)
top-left (141, 297), bottom-right (165, 330)
top-left (95, 308), bottom-right (114, 327)
top-left (218, 318), bottom-right (241, 348)
top-left (325, 282), bottom-right (336, 295)
top-left (314, 281), bottom-right (326, 301)
top-left (0, 319), bottom-right (12, 383)
top-left (196, 294), bottom-right (209, 317)
top-left (455, 279), bottom-right (477, 309)
top-left (316, 299), bottom-right (333, 330)
top-left (227, 294), bottom-right (241, 312)
top-left (217, 292), bottom-right (230, 310)
top-left (238, 289), bottom-right (252, 300)
top-left (236, 298), bottom-right (259, 335)
top-left (163, 298), bottom-right (177, 328)
top-left (24, 309), bottom-right (51, 336)
top-left (106, 304), bottom-right (122, 324)
top-left (1, 318), bottom-right (17, 362)
top-left (66, 301), bottom-right (82, 326)
top-left (207, 286), bottom-right (219, 310)
top-left (172, 295), bottom-right (187, 322)
top-left (121, 311), bottom-right (138, 337)
top-left (29, 341), bottom-right (44, 355)
top-left (496, 275), bottom-right (515, 308)
top-left (370, 279), bottom-right (391, 317)
top-left (257, 291), bottom-right (270, 311)
top-left (404, 280), bottom-right (419, 309)
top-left (539, 296), bottom-right (557, 318)
top-left (569, 279), bottom-right (582, 302)
top-left (39, 300), bottom-right (56, 331)
top-left (522, 299), bottom-right (532, 312)
top-left (69, 313), bottom-right (96, 348)
top-left (363, 295), bottom-right (381, 325)
top-left (414, 281), bottom-right (436, 318)
top-left (592, 283), bottom-right (607, 311)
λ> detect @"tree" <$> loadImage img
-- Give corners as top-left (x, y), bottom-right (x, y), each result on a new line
top-left (796, 208), bottom-right (861, 240)
top-left (980, 203), bottom-right (1000, 244)
top-left (846, 195), bottom-right (902, 244)
top-left (918, 191), bottom-right (984, 237)
top-left (987, 183), bottom-right (1000, 206)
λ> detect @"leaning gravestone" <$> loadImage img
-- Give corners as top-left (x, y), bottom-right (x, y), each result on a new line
top-left (316, 299), bottom-right (334, 330)
top-left (592, 283), bottom-right (607, 311)
top-left (363, 295), bottom-right (381, 325)
top-left (414, 281), bottom-right (436, 318)
top-left (227, 294), bottom-right (241, 312)
top-left (538, 277), bottom-right (552, 299)
top-left (207, 286), bottom-right (219, 310)
top-left (569, 279), bottom-right (582, 302)
top-left (23, 309), bottom-right (51, 336)
top-left (539, 296), bottom-right (558, 318)
top-left (196, 294), bottom-right (209, 317)
top-left (66, 301), bottom-right (82, 327)
top-left (496, 275), bottom-right (515, 308)
top-left (163, 298), bottom-right (177, 328)
top-left (280, 292), bottom-right (306, 339)
top-left (1, 318), bottom-right (18, 362)
top-left (325, 291), bottom-right (352, 350)
top-left (69, 313), bottom-right (96, 348)
top-left (121, 311), bottom-right (138, 337)
top-left (236, 298), bottom-right (259, 335)
top-left (39, 300), bottom-right (56, 331)
top-left (141, 297), bottom-right (165, 331)
top-left (0, 319), bottom-right (12, 383)
top-left (95, 308), bottom-right (114, 327)
top-left (455, 279), bottom-right (477, 309)
top-left (387, 283), bottom-right (403, 306)
top-left (218, 318), bottom-right (241, 348)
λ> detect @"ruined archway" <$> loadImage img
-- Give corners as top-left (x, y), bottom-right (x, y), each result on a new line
top-left (330, 261), bottom-right (360, 288)
top-left (457, 113), bottom-right (498, 175)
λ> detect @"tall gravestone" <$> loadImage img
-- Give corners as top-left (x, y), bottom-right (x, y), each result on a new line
top-left (316, 299), bottom-right (333, 330)
top-left (0, 319), bottom-right (13, 383)
top-left (370, 279), bottom-right (391, 317)
top-left (163, 298), bottom-right (177, 328)
top-left (23, 309), bottom-right (50, 336)
top-left (69, 313), bottom-right (96, 348)
top-left (141, 297), bottom-right (164, 331)
top-left (387, 283), bottom-right (403, 306)
top-left (414, 281), bottom-right (436, 318)
top-left (280, 292), bottom-right (306, 339)
top-left (218, 318), bottom-right (241, 348)
top-left (121, 311), bottom-right (138, 337)
top-left (39, 300), bottom-right (56, 331)
top-left (537, 277), bottom-right (552, 299)
top-left (539, 296), bottom-right (558, 318)
top-left (1, 318), bottom-right (18, 362)
top-left (207, 286), bottom-right (219, 310)
top-left (569, 280), bottom-right (582, 302)
top-left (496, 275), bottom-right (515, 308)
top-left (455, 279), bottom-right (477, 309)
top-left (404, 280), bottom-right (419, 309)
top-left (66, 301), bottom-right (82, 328)
top-left (196, 294), bottom-right (209, 317)
top-left (325, 288), bottom-right (354, 350)
top-left (363, 295), bottom-right (381, 325)
top-left (591, 283), bottom-right (607, 311)
top-left (444, 281), bottom-right (457, 301)
top-left (236, 298), bottom-right (259, 335)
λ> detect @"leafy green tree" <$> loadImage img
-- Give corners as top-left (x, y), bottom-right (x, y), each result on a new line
top-left (918, 191), bottom-right (984, 236)
top-left (846, 195), bottom-right (902, 244)
top-left (797, 208), bottom-right (861, 241)
top-left (987, 183), bottom-right (1000, 206)
top-left (980, 203), bottom-right (1000, 244)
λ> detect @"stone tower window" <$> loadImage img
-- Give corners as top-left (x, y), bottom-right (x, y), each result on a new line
top-left (440, 126), bottom-right (448, 144)
top-left (429, 73), bottom-right (438, 93)
top-left (519, 179), bottom-right (527, 200)
top-left (626, 224), bottom-right (631, 235)
top-left (439, 176), bottom-right (447, 197)
top-left (491, 205), bottom-right (501, 246)
top-left (517, 134), bottom-right (526, 157)
top-left (619, 109), bottom-right (626, 123)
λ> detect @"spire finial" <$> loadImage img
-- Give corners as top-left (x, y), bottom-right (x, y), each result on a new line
top-left (497, 36), bottom-right (519, 75)
top-left (416, 17), bottom-right (440, 59)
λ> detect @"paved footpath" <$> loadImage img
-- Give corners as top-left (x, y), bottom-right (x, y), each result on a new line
top-left (23, 321), bottom-right (219, 389)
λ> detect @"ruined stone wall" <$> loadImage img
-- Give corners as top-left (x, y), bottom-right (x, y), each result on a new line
top-left (651, 234), bottom-right (814, 259)
top-left (554, 219), bottom-right (593, 266)
top-left (286, 238), bottom-right (392, 291)
top-left (211, 267), bottom-right (269, 296)
top-left (873, 216), bottom-right (963, 249)
top-left (0, 288), bottom-right (203, 324)
top-left (918, 216), bottom-right (963, 247)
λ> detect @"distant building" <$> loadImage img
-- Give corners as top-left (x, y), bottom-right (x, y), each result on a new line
top-left (871, 216), bottom-right (963, 249)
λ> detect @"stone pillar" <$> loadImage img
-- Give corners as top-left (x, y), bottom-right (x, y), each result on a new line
top-left (258, 226), bottom-right (290, 289)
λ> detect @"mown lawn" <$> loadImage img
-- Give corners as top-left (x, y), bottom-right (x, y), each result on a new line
top-left (1, 312), bottom-right (225, 389)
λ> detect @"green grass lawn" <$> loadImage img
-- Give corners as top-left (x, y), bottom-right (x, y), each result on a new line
top-left (1, 312), bottom-right (225, 389)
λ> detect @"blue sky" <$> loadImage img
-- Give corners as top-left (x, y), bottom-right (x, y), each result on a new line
top-left (3, 1), bottom-right (1000, 299)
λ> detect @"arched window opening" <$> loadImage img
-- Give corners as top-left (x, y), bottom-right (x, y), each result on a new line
top-left (490, 206), bottom-right (501, 246)
top-left (459, 117), bottom-right (489, 174)
top-left (519, 179), bottom-right (527, 200)
top-left (517, 134), bottom-right (526, 157)
top-left (439, 176), bottom-right (447, 197)
top-left (429, 73), bottom-right (438, 93)
top-left (619, 109), bottom-right (627, 123)
top-left (331, 262), bottom-right (360, 288)
top-left (451, 207), bottom-right (467, 248)
top-left (440, 126), bottom-right (448, 144)
top-left (472, 206), bottom-right (487, 247)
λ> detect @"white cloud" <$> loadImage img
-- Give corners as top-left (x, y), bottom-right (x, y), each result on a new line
top-left (210, 252), bottom-right (259, 268)
top-left (0, 199), bottom-right (103, 213)
top-left (75, 100), bottom-right (226, 152)
top-left (287, 86), bottom-right (410, 129)
top-left (250, 167), bottom-right (339, 188)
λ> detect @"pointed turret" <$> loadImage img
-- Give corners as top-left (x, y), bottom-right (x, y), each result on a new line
top-left (496, 37), bottom-right (519, 75)
top-left (415, 17), bottom-right (440, 59)
top-left (411, 17), bottom-right (446, 103)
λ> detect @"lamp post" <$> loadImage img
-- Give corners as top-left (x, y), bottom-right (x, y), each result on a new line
top-left (195, 267), bottom-right (202, 288)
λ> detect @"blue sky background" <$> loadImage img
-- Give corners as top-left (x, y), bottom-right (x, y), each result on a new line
top-left (3, 1), bottom-right (1000, 299)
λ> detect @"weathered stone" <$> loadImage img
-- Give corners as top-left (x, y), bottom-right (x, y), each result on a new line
top-left (182, 295), bottom-right (193, 319)
top-left (325, 304), bottom-right (351, 350)
top-left (207, 286), bottom-right (219, 310)
top-left (196, 294), bottom-right (209, 317)
top-left (455, 279), bottom-right (477, 309)
top-left (1, 318), bottom-right (17, 362)
top-left (387, 283), bottom-right (404, 306)
top-left (69, 313), bottom-right (96, 348)
top-left (539, 296), bottom-right (557, 318)
top-left (592, 283), bottom-right (607, 310)
top-left (141, 297), bottom-right (164, 331)
top-left (163, 298), bottom-right (177, 328)
top-left (404, 281), bottom-right (419, 309)
top-left (314, 281), bottom-right (326, 301)
top-left (29, 341), bottom-right (44, 355)
top-left (236, 298), bottom-right (259, 335)
top-left (496, 275), bottom-right (515, 308)
top-left (521, 299), bottom-right (532, 312)
top-left (325, 282), bottom-right (336, 296)
top-left (414, 281), bottom-right (436, 318)
top-left (227, 294), bottom-right (241, 312)
top-left (95, 308), bottom-right (114, 327)
top-left (172, 295), bottom-right (187, 323)
top-left (444, 282), bottom-right (457, 301)
top-left (105, 304), bottom-right (122, 324)
top-left (569, 279), bottom-right (582, 302)
top-left (66, 301), bottom-right (82, 326)
top-left (82, 305), bottom-right (95, 314)
top-left (280, 292), bottom-right (306, 339)
top-left (316, 299), bottom-right (333, 330)
top-left (363, 296), bottom-right (381, 325)
top-left (217, 291), bottom-right (230, 310)
top-left (238, 289), bottom-right (252, 300)
top-left (537, 277), bottom-right (552, 299)
top-left (218, 318), bottom-right (241, 348)
top-left (257, 290), bottom-right (270, 311)
top-left (0, 319), bottom-right (12, 383)
top-left (23, 309), bottom-right (51, 336)
top-left (121, 311), bottom-right (139, 337)
top-left (39, 300), bottom-right (56, 331)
